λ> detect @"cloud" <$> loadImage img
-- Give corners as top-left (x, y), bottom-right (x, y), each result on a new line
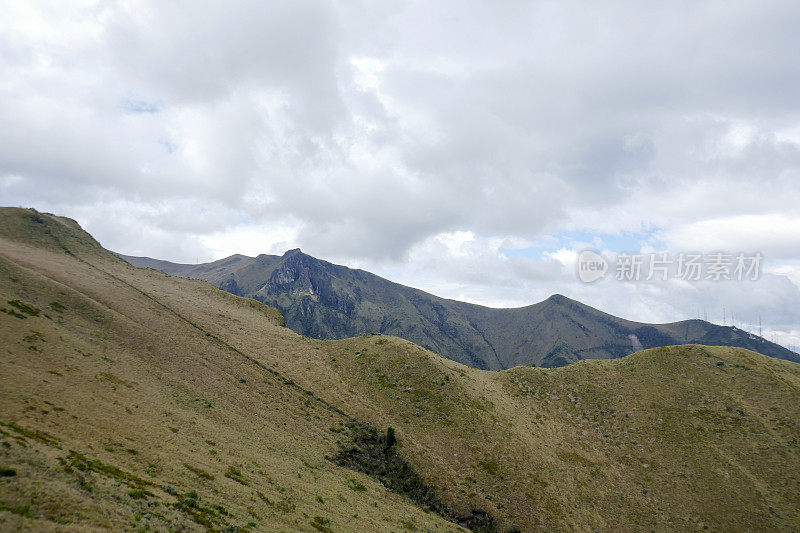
top-left (2, 0), bottom-right (800, 345)
top-left (657, 215), bottom-right (800, 259)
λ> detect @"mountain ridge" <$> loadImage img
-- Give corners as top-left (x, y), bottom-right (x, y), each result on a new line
top-left (2, 206), bottom-right (800, 531)
top-left (119, 250), bottom-right (800, 369)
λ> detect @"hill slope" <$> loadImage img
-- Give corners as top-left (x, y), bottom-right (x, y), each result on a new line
top-left (120, 249), bottom-right (799, 369)
top-left (2, 207), bottom-right (800, 532)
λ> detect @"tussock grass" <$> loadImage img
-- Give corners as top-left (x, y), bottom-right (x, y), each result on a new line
top-left (1, 207), bottom-right (799, 532)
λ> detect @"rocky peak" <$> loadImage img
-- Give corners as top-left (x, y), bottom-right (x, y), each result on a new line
top-left (269, 249), bottom-right (323, 288)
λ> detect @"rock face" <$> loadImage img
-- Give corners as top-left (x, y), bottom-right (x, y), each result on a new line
top-left (218, 276), bottom-right (241, 296)
top-left (120, 250), bottom-right (800, 370)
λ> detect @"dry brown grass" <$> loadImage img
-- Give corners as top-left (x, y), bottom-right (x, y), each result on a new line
top-left (1, 207), bottom-right (799, 532)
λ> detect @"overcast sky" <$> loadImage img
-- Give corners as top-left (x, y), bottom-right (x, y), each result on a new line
top-left (3, 1), bottom-right (800, 348)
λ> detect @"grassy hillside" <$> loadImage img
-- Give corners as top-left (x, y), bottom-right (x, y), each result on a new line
top-left (120, 250), bottom-right (799, 370)
top-left (2, 208), bottom-right (800, 532)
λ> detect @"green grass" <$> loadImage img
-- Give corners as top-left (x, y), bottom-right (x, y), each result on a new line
top-left (477, 458), bottom-right (499, 476)
top-left (0, 502), bottom-right (32, 517)
top-left (7, 299), bottom-right (40, 316)
top-left (183, 462), bottom-right (215, 480)
top-left (310, 515), bottom-right (332, 532)
top-left (345, 478), bottom-right (367, 492)
top-left (0, 422), bottom-right (61, 449)
top-left (224, 465), bottom-right (248, 485)
top-left (128, 488), bottom-right (146, 499)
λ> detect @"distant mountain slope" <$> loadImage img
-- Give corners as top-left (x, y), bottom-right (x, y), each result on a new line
top-left (120, 249), bottom-right (800, 369)
top-left (3, 207), bottom-right (800, 531)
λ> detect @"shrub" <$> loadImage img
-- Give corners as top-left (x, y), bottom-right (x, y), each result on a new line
top-left (175, 490), bottom-right (199, 510)
top-left (0, 502), bottom-right (31, 517)
top-left (7, 300), bottom-right (40, 316)
top-left (310, 516), bottom-right (332, 532)
top-left (183, 462), bottom-right (215, 480)
top-left (145, 462), bottom-right (162, 476)
top-left (478, 458), bottom-right (499, 476)
top-left (332, 422), bottom-right (439, 511)
top-left (332, 421), bottom-right (502, 531)
top-left (225, 465), bottom-right (249, 485)
top-left (346, 478), bottom-right (367, 492)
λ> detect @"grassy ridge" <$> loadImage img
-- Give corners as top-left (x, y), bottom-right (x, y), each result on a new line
top-left (1, 207), bottom-right (799, 531)
top-left (120, 248), bottom-right (800, 370)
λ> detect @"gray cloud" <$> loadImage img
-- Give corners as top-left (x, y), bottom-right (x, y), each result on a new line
top-left (2, 0), bottom-right (800, 345)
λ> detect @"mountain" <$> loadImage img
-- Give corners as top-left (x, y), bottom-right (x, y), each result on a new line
top-left (120, 249), bottom-right (800, 370)
top-left (2, 207), bottom-right (800, 532)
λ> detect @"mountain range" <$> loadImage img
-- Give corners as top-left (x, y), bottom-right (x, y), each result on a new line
top-left (121, 249), bottom-right (800, 370)
top-left (2, 207), bottom-right (800, 532)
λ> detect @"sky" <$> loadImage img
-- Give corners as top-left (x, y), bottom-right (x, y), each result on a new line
top-left (2, 0), bottom-right (800, 349)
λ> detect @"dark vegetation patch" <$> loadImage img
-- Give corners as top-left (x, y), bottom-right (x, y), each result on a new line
top-left (145, 462), bottom-right (163, 477)
top-left (64, 450), bottom-right (152, 490)
top-left (62, 449), bottom-right (232, 528)
top-left (96, 372), bottom-right (135, 389)
top-left (332, 423), bottom-right (437, 508)
top-left (224, 465), bottom-right (249, 485)
top-left (346, 477), bottom-right (367, 492)
top-left (128, 488), bottom-right (147, 499)
top-left (7, 299), bottom-right (40, 317)
top-left (1, 307), bottom-right (27, 319)
top-left (0, 405), bottom-right (237, 529)
top-left (22, 331), bottom-right (44, 343)
top-left (173, 490), bottom-right (229, 529)
top-left (1, 422), bottom-right (62, 449)
top-left (183, 462), bottom-right (215, 480)
top-left (257, 490), bottom-right (296, 514)
top-left (0, 501), bottom-right (32, 517)
top-left (478, 458), bottom-right (500, 476)
top-left (310, 515), bottom-right (332, 532)
top-left (331, 421), bottom-right (502, 532)
top-left (458, 511), bottom-right (500, 532)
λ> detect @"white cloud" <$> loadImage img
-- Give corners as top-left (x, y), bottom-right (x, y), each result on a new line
top-left (2, 0), bottom-right (800, 345)
top-left (199, 223), bottom-right (299, 260)
top-left (657, 215), bottom-right (800, 259)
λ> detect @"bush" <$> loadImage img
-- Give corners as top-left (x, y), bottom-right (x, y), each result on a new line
top-left (183, 462), bottom-right (215, 480)
top-left (225, 465), bottom-right (249, 485)
top-left (332, 422), bottom-right (439, 512)
top-left (175, 491), bottom-right (199, 510)
top-left (128, 488), bottom-right (146, 499)
top-left (346, 478), bottom-right (367, 492)
top-left (331, 421), bottom-right (501, 532)
top-left (310, 516), bottom-right (332, 532)
top-left (478, 458), bottom-right (499, 476)
top-left (7, 300), bottom-right (40, 316)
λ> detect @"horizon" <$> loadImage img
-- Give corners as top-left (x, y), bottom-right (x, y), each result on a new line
top-left (112, 232), bottom-right (796, 351)
top-left (3, 5), bottom-right (800, 530)
top-left (2, 1), bottom-right (799, 347)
